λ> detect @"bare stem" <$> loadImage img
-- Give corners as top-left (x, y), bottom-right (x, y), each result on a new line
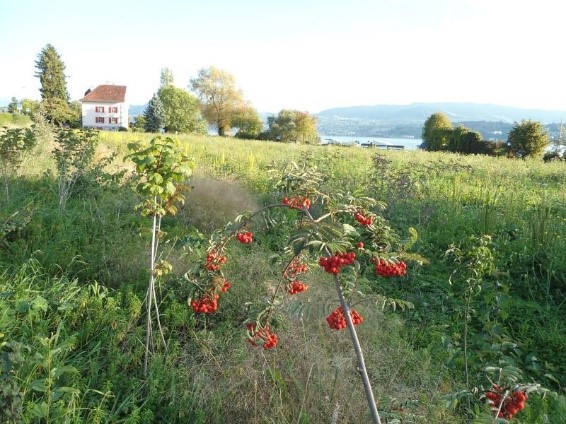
top-left (332, 270), bottom-right (381, 424)
top-left (302, 207), bottom-right (381, 424)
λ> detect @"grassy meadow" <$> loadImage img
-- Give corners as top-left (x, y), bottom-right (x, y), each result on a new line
top-left (1, 127), bottom-right (566, 423)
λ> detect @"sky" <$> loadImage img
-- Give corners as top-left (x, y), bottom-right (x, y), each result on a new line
top-left (1, 0), bottom-right (565, 113)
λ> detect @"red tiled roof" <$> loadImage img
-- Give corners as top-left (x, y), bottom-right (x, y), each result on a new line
top-left (81, 85), bottom-right (127, 103)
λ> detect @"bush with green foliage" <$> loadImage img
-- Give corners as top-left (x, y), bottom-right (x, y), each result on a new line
top-left (262, 109), bottom-right (320, 144)
top-left (507, 119), bottom-right (549, 158)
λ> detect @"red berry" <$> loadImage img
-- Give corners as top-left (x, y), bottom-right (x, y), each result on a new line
top-left (286, 280), bottom-right (308, 295)
top-left (236, 231), bottom-right (253, 244)
top-left (375, 259), bottom-right (407, 278)
top-left (247, 323), bottom-right (278, 349)
top-left (326, 306), bottom-right (363, 330)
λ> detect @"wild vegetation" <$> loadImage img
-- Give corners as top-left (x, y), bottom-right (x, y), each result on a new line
top-left (1, 124), bottom-right (566, 423)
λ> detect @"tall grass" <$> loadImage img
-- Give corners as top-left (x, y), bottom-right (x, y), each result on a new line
top-left (2, 128), bottom-right (565, 422)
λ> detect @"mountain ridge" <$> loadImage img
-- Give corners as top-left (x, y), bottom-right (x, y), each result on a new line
top-left (316, 102), bottom-right (566, 124)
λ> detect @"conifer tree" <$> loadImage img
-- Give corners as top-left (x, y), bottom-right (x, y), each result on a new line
top-left (144, 94), bottom-right (166, 133)
top-left (34, 44), bottom-right (76, 125)
top-left (35, 44), bottom-right (70, 103)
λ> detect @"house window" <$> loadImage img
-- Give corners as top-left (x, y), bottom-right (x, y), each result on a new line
top-left (109, 117), bottom-right (118, 124)
top-left (110, 106), bottom-right (118, 113)
top-left (95, 106), bottom-right (105, 113)
top-left (95, 117), bottom-right (105, 123)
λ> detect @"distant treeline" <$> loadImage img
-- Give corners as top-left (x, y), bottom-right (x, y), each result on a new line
top-left (316, 117), bottom-right (564, 142)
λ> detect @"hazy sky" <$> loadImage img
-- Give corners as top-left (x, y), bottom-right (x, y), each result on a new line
top-left (1, 0), bottom-right (565, 113)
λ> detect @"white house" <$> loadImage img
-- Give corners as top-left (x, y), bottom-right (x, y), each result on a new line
top-left (81, 85), bottom-right (128, 130)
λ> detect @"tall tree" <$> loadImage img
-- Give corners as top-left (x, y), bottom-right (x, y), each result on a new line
top-left (160, 67), bottom-right (175, 87)
top-left (34, 44), bottom-right (75, 125)
top-left (157, 85), bottom-right (207, 134)
top-left (507, 119), bottom-right (549, 158)
top-left (190, 66), bottom-right (247, 136)
top-left (421, 113), bottom-right (453, 151)
top-left (35, 44), bottom-right (70, 103)
top-left (144, 94), bottom-right (166, 133)
top-left (8, 97), bottom-right (19, 113)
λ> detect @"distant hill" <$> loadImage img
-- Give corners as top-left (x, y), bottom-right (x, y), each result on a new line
top-left (317, 102), bottom-right (566, 124)
top-left (129, 104), bottom-right (147, 117)
top-left (315, 102), bottom-right (566, 139)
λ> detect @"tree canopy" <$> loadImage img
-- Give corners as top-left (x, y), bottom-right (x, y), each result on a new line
top-left (232, 105), bottom-right (263, 139)
top-left (190, 66), bottom-right (249, 136)
top-left (34, 44), bottom-right (78, 126)
top-left (448, 125), bottom-right (483, 153)
top-left (262, 110), bottom-right (320, 144)
top-left (421, 113), bottom-right (453, 151)
top-left (507, 120), bottom-right (549, 158)
top-left (144, 94), bottom-right (166, 133)
top-left (35, 44), bottom-right (70, 103)
top-left (160, 67), bottom-right (175, 87)
top-left (157, 85), bottom-right (207, 134)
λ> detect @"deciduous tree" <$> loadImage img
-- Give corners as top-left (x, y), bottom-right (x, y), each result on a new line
top-left (507, 119), bottom-right (549, 158)
top-left (232, 105), bottom-right (263, 139)
top-left (421, 112), bottom-right (453, 151)
top-left (448, 125), bottom-right (482, 153)
top-left (263, 110), bottom-right (320, 144)
top-left (190, 66), bottom-right (248, 136)
top-left (157, 85), bottom-right (207, 134)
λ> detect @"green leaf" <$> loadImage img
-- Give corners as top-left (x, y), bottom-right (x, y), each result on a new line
top-left (31, 296), bottom-right (48, 313)
top-left (31, 402), bottom-right (49, 418)
top-left (15, 300), bottom-right (30, 314)
top-left (30, 379), bottom-right (47, 392)
top-left (342, 223), bottom-right (360, 237)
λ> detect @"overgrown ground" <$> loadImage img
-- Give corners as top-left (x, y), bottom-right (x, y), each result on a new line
top-left (1, 126), bottom-right (566, 423)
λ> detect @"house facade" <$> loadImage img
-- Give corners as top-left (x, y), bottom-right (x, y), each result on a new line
top-left (81, 85), bottom-right (128, 130)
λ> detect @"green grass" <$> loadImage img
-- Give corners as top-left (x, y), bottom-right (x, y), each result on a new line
top-left (1, 127), bottom-right (565, 422)
top-left (0, 112), bottom-right (32, 128)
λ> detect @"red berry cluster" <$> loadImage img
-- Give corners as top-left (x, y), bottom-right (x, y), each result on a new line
top-left (326, 306), bottom-right (363, 330)
top-left (221, 281), bottom-right (231, 292)
top-left (283, 256), bottom-right (309, 280)
top-left (236, 231), bottom-right (253, 244)
top-left (282, 195), bottom-right (311, 210)
top-left (354, 211), bottom-right (373, 226)
top-left (286, 280), bottom-right (308, 295)
top-left (373, 258), bottom-right (407, 277)
top-left (319, 252), bottom-right (356, 275)
top-left (205, 250), bottom-right (227, 271)
top-left (246, 323), bottom-right (278, 349)
top-left (486, 386), bottom-right (528, 420)
top-left (190, 293), bottom-right (219, 314)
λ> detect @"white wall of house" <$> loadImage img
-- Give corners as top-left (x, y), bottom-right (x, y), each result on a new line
top-left (82, 102), bottom-right (128, 130)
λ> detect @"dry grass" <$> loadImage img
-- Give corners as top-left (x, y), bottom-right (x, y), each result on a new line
top-left (180, 175), bottom-right (261, 234)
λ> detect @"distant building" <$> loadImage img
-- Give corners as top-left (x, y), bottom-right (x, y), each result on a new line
top-left (81, 85), bottom-right (128, 130)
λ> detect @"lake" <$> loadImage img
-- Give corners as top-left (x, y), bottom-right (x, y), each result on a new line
top-left (319, 135), bottom-right (422, 150)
